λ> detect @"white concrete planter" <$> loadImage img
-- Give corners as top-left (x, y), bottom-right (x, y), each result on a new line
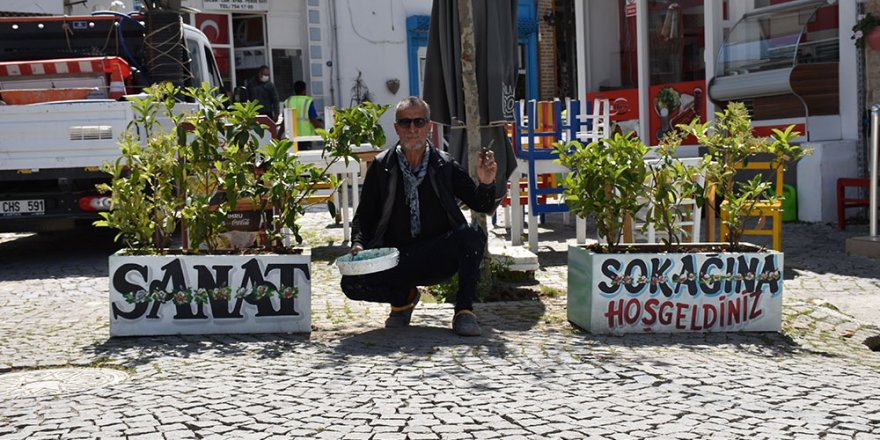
top-left (567, 244), bottom-right (783, 334)
top-left (109, 250), bottom-right (311, 336)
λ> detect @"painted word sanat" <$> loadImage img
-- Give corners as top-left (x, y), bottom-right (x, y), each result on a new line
top-left (594, 253), bottom-right (782, 332)
top-left (111, 257), bottom-right (308, 320)
top-left (108, 254), bottom-right (312, 336)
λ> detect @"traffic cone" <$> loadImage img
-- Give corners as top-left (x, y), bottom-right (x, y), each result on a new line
top-left (108, 64), bottom-right (125, 100)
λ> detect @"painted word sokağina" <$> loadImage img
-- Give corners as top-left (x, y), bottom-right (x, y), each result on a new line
top-left (597, 254), bottom-right (782, 297)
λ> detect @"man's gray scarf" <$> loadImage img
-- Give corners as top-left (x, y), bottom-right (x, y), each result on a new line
top-left (396, 145), bottom-right (431, 237)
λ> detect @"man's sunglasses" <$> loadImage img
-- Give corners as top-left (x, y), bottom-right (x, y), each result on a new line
top-left (396, 117), bottom-right (428, 128)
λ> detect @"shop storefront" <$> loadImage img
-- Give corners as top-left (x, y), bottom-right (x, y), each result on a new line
top-left (574, 0), bottom-right (859, 223)
top-left (182, 0), bottom-right (315, 109)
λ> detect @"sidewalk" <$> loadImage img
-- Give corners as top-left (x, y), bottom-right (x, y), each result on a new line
top-left (0, 211), bottom-right (878, 439)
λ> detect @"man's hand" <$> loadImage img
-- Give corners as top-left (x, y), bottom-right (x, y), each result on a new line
top-left (477, 149), bottom-right (497, 185)
top-left (350, 244), bottom-right (363, 255)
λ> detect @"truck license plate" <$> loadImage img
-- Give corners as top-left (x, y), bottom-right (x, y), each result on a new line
top-left (0, 199), bottom-right (45, 216)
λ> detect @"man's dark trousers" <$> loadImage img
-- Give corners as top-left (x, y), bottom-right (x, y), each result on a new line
top-left (341, 224), bottom-right (486, 312)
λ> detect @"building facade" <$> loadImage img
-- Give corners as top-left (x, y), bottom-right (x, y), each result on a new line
top-left (573, 0), bottom-right (860, 223)
top-left (23, 0), bottom-right (866, 224)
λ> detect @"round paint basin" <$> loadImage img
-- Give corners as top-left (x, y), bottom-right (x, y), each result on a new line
top-left (336, 247), bottom-right (399, 276)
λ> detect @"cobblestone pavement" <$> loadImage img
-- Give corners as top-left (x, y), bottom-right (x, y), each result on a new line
top-left (0, 211), bottom-right (879, 439)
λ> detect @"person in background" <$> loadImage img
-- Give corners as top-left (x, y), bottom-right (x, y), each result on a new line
top-left (246, 65), bottom-right (280, 122)
top-left (285, 81), bottom-right (323, 149)
top-left (340, 96), bottom-right (497, 337)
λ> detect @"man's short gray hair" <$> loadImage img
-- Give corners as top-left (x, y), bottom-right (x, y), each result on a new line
top-left (395, 96), bottom-right (431, 121)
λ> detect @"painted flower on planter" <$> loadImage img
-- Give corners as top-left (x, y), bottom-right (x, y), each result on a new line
top-left (211, 286), bottom-right (232, 301)
top-left (194, 288), bottom-right (209, 305)
top-left (281, 286), bottom-right (298, 300)
top-left (606, 269), bottom-right (780, 289)
top-left (173, 291), bottom-right (191, 305)
top-left (254, 285), bottom-right (270, 299)
top-left (852, 13), bottom-right (880, 49)
top-left (121, 284), bottom-right (299, 304)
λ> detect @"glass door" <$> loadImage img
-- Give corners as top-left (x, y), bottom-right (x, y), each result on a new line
top-left (232, 14), bottom-right (268, 88)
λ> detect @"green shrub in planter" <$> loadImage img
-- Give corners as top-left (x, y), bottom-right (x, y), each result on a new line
top-left (556, 101), bottom-right (808, 334)
top-left (94, 82), bottom-right (388, 336)
top-left (679, 102), bottom-right (811, 249)
top-left (554, 132), bottom-right (650, 252)
top-left (96, 82), bottom-right (387, 253)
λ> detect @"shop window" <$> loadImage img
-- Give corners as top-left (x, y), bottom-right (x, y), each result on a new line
top-left (647, 1), bottom-right (705, 85)
top-left (272, 49), bottom-right (304, 101)
top-left (647, 1), bottom-right (706, 144)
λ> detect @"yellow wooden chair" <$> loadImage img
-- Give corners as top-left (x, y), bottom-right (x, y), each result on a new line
top-left (710, 161), bottom-right (784, 251)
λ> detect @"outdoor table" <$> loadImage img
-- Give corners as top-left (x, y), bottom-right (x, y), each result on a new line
top-left (294, 144), bottom-right (375, 243)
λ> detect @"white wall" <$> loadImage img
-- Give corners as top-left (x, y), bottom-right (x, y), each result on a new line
top-left (268, 0), bottom-right (306, 50)
top-left (838, 0), bottom-right (858, 142)
top-left (329, 0), bottom-right (431, 147)
top-left (4, 0), bottom-right (63, 14)
top-left (798, 140), bottom-right (858, 223)
top-left (70, 0), bottom-right (131, 13)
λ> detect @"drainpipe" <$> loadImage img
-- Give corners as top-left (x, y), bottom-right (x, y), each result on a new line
top-left (330, 0), bottom-right (343, 108)
top-left (870, 104), bottom-right (879, 237)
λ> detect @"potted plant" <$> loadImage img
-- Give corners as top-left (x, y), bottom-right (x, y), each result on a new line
top-left (556, 102), bottom-right (809, 334)
top-left (96, 82), bottom-right (385, 336)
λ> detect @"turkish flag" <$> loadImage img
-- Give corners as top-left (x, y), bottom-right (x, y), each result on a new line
top-left (195, 13), bottom-right (229, 46)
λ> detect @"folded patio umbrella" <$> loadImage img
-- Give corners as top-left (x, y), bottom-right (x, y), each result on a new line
top-left (422, 0), bottom-right (519, 207)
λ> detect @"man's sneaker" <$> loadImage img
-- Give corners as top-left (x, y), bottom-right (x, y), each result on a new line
top-left (385, 287), bottom-right (420, 328)
top-left (452, 310), bottom-right (482, 336)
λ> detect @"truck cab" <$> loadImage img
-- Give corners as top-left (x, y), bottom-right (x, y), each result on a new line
top-left (184, 23), bottom-right (224, 92)
top-left (0, 12), bottom-right (222, 232)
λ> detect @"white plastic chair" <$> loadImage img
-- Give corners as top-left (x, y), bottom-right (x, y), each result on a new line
top-left (625, 156), bottom-right (705, 244)
top-left (570, 98), bottom-right (611, 145)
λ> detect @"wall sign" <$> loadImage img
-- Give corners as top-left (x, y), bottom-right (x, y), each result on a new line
top-left (203, 0), bottom-right (269, 12)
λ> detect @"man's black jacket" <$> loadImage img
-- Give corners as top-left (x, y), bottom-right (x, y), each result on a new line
top-left (351, 143), bottom-right (496, 249)
top-left (245, 78), bottom-right (280, 120)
